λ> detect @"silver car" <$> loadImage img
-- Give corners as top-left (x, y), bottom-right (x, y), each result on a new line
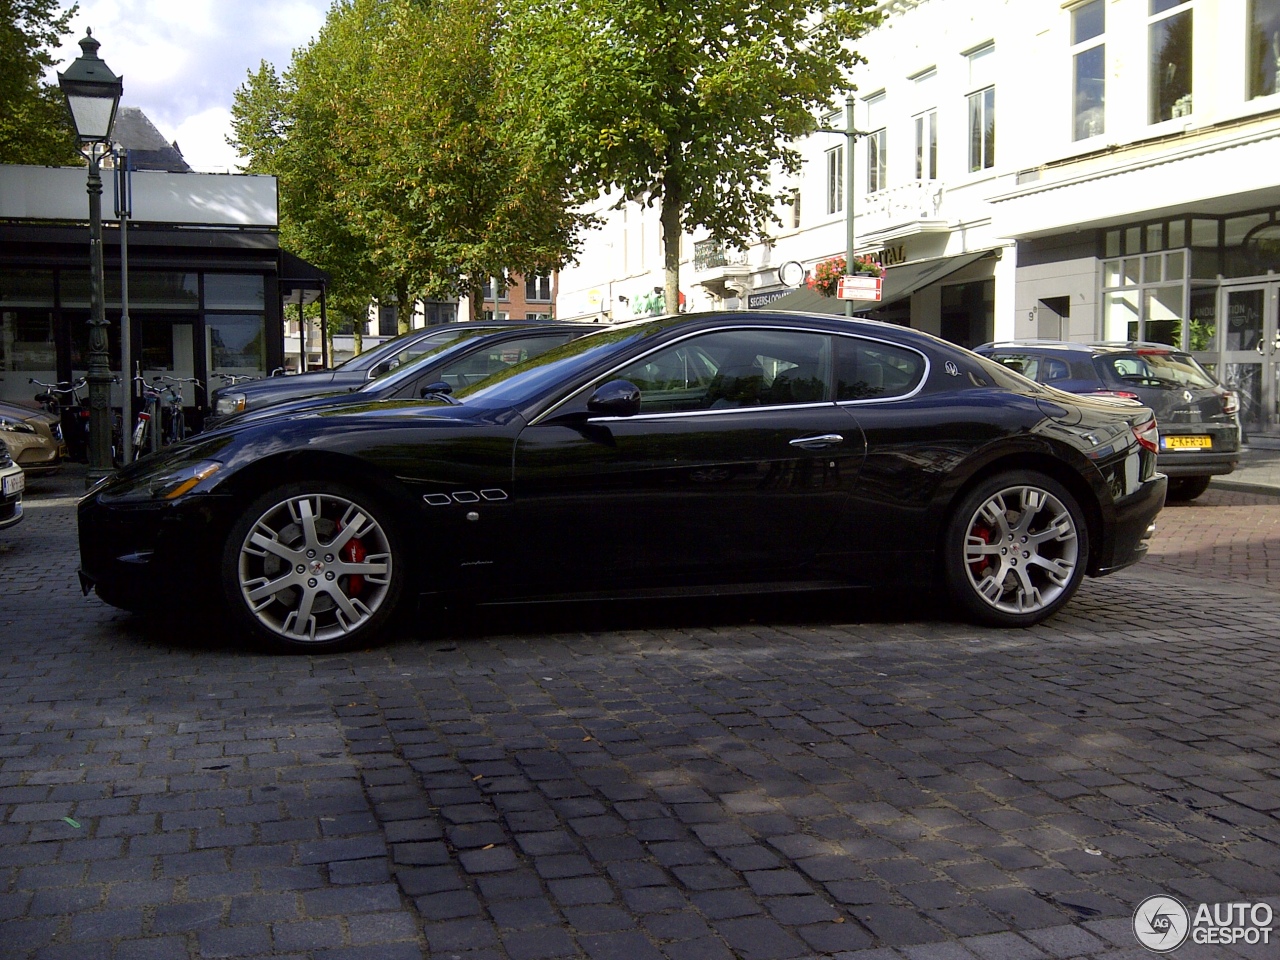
top-left (0, 444), bottom-right (23, 530)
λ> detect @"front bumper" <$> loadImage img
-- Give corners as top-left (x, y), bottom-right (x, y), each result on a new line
top-left (77, 492), bottom-right (229, 612)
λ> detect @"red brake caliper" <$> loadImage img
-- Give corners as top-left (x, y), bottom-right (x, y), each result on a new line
top-left (970, 526), bottom-right (992, 577)
top-left (339, 525), bottom-right (366, 596)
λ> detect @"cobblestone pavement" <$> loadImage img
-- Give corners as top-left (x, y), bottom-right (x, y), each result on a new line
top-left (3, 464), bottom-right (1280, 960)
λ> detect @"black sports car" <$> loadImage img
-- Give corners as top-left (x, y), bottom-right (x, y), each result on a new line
top-left (79, 312), bottom-right (1168, 652)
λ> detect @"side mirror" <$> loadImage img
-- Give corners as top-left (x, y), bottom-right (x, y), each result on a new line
top-left (419, 381), bottom-right (453, 398)
top-left (587, 379), bottom-right (642, 417)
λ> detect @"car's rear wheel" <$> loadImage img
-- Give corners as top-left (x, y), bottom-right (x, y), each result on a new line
top-left (944, 471), bottom-right (1089, 627)
top-left (1166, 475), bottom-right (1211, 502)
top-left (221, 481), bottom-right (404, 652)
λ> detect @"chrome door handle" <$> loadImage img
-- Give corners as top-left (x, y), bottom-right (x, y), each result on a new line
top-left (789, 433), bottom-right (844, 450)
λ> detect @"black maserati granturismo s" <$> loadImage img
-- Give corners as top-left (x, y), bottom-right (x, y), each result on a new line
top-left (79, 312), bottom-right (1167, 652)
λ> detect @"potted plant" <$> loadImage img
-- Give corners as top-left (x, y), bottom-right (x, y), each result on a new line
top-left (806, 255), bottom-right (884, 297)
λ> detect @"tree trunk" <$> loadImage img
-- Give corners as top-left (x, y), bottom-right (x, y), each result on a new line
top-left (660, 171), bottom-right (683, 316)
top-left (395, 279), bottom-right (411, 335)
top-left (469, 278), bottom-right (485, 322)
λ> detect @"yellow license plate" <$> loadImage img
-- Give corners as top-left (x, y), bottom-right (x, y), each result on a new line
top-left (1164, 435), bottom-right (1211, 450)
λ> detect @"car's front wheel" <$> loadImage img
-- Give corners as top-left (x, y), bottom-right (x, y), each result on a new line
top-left (221, 481), bottom-right (405, 652)
top-left (944, 471), bottom-right (1089, 627)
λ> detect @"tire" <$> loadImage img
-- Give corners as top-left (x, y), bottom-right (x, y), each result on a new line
top-left (220, 481), bottom-right (405, 652)
top-left (944, 471), bottom-right (1089, 627)
top-left (1166, 475), bottom-right (1211, 502)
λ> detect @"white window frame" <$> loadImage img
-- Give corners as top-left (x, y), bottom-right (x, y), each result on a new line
top-left (913, 110), bottom-right (937, 180)
top-left (826, 144), bottom-right (844, 216)
top-left (1071, 0), bottom-right (1106, 141)
top-left (1148, 0), bottom-right (1194, 124)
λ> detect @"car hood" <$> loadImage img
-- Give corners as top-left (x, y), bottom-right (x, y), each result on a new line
top-left (201, 393), bottom-right (479, 439)
top-left (218, 389), bottom-right (367, 426)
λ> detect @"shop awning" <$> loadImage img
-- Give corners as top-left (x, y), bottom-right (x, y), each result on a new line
top-left (765, 249), bottom-right (997, 315)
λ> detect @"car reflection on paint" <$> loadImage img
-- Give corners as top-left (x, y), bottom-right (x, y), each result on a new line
top-left (78, 311), bottom-right (1167, 653)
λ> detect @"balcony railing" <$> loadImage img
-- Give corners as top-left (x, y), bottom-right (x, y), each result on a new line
top-left (860, 180), bottom-right (947, 240)
top-left (693, 240), bottom-right (749, 272)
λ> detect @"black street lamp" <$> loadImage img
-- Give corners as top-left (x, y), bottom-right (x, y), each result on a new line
top-left (58, 30), bottom-right (123, 486)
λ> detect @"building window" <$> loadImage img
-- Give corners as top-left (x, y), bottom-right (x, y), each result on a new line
top-left (1249, 0), bottom-right (1280, 98)
top-left (1101, 249), bottom-right (1189, 345)
top-left (966, 44), bottom-right (995, 172)
top-left (482, 276), bottom-right (508, 301)
top-left (1072, 0), bottom-right (1105, 140)
top-left (866, 128), bottom-right (887, 193)
top-left (788, 188), bottom-right (801, 229)
top-left (525, 274), bottom-right (552, 301)
top-left (914, 110), bottom-right (937, 179)
top-left (1150, 0), bottom-right (1193, 122)
top-left (377, 304), bottom-right (397, 337)
top-left (967, 87), bottom-right (995, 171)
top-left (825, 144), bottom-right (844, 215)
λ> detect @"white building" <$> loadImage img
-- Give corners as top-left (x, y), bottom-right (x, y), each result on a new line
top-left (556, 0), bottom-right (1280, 438)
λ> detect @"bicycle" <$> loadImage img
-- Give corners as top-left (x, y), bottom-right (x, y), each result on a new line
top-left (130, 375), bottom-right (163, 456)
top-left (213, 373), bottom-right (258, 387)
top-left (29, 377), bottom-right (88, 462)
top-left (153, 376), bottom-right (203, 446)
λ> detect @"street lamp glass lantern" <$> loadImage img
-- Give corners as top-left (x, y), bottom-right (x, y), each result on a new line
top-left (57, 31), bottom-right (123, 143)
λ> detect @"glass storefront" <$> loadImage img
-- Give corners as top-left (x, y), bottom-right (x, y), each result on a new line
top-left (0, 268), bottom-right (270, 424)
top-left (1100, 206), bottom-right (1280, 435)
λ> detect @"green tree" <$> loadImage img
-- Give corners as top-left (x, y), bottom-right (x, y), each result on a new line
top-left (0, 0), bottom-right (80, 165)
top-left (231, 0), bottom-right (588, 329)
top-left (501, 0), bottom-right (880, 311)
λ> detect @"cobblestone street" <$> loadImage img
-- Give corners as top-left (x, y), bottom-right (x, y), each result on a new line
top-left (3, 466), bottom-right (1280, 959)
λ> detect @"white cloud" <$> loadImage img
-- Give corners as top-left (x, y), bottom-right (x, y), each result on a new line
top-left (53, 0), bottom-right (328, 172)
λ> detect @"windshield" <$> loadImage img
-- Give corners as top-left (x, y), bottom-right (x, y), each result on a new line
top-left (357, 333), bottom-right (494, 391)
top-left (1103, 351), bottom-right (1218, 388)
top-left (339, 326), bottom-right (494, 372)
top-left (455, 321), bottom-right (663, 406)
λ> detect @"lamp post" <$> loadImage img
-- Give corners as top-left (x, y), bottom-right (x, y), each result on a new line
top-left (818, 95), bottom-right (862, 318)
top-left (58, 30), bottom-right (123, 486)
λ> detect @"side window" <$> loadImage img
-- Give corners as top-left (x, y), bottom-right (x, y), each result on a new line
top-left (614, 329), bottom-right (832, 413)
top-left (836, 337), bottom-right (925, 400)
top-left (991, 354), bottom-right (1039, 379)
top-left (1040, 358), bottom-right (1070, 382)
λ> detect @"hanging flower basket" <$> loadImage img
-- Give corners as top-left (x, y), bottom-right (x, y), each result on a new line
top-left (806, 255), bottom-right (883, 298)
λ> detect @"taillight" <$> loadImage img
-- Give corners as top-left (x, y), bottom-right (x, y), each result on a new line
top-left (1132, 416), bottom-right (1159, 454)
top-left (1222, 390), bottom-right (1239, 416)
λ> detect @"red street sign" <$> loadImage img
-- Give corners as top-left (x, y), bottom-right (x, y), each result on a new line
top-left (837, 275), bottom-right (882, 301)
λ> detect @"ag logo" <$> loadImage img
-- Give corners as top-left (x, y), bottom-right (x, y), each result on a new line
top-left (1133, 895), bottom-right (1190, 952)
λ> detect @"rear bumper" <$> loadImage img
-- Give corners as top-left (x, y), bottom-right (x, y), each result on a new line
top-left (1157, 424), bottom-right (1240, 477)
top-left (1091, 473), bottom-right (1167, 577)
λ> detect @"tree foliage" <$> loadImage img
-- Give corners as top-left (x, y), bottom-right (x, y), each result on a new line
top-left (499, 0), bottom-right (880, 309)
top-left (230, 0), bottom-right (588, 328)
top-left (0, 0), bottom-right (80, 165)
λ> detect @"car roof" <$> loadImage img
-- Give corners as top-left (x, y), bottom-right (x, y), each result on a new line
top-left (976, 339), bottom-right (1192, 357)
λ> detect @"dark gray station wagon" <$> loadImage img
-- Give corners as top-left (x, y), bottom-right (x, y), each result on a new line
top-left (976, 340), bottom-right (1240, 501)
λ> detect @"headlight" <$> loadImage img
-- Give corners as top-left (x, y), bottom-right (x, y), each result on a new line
top-left (102, 460), bottom-right (223, 503)
top-left (215, 394), bottom-right (247, 417)
top-left (0, 417), bottom-right (36, 434)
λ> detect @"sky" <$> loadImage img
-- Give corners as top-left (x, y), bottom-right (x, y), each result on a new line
top-left (53, 0), bottom-right (332, 173)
